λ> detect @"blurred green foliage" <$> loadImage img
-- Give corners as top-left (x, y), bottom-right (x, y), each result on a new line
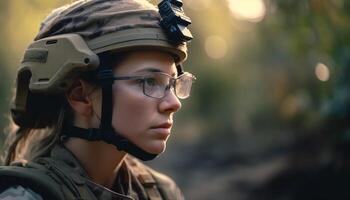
top-left (0, 0), bottom-right (349, 199)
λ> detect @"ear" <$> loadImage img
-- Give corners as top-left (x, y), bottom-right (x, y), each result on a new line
top-left (66, 79), bottom-right (94, 117)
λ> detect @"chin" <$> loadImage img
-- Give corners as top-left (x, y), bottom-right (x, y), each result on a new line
top-left (147, 141), bottom-right (167, 155)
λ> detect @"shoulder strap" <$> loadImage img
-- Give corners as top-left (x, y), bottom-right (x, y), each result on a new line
top-left (36, 157), bottom-right (98, 200)
top-left (146, 167), bottom-right (184, 200)
top-left (0, 164), bottom-right (66, 200)
top-left (0, 158), bottom-right (100, 200)
top-left (126, 157), bottom-right (184, 200)
top-left (126, 157), bottom-right (163, 200)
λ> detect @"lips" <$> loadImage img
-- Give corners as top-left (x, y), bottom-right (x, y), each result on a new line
top-left (150, 122), bottom-right (172, 139)
top-left (151, 122), bottom-right (172, 129)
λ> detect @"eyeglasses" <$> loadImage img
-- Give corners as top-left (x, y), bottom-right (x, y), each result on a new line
top-left (113, 72), bottom-right (196, 99)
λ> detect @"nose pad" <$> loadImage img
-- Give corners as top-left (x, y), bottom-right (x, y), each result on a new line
top-left (159, 85), bottom-right (182, 113)
top-left (163, 79), bottom-right (177, 97)
top-left (163, 86), bottom-right (176, 99)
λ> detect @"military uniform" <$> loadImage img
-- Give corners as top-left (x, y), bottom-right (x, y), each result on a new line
top-left (0, 186), bottom-right (43, 200)
top-left (0, 144), bottom-right (184, 200)
top-left (1, 1), bottom-right (193, 199)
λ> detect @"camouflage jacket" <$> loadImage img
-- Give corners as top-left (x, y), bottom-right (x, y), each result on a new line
top-left (0, 144), bottom-right (184, 200)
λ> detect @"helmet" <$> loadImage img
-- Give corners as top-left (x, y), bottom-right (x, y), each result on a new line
top-left (11, 0), bottom-right (193, 161)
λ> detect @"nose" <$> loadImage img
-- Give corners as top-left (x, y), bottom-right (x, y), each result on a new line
top-left (158, 88), bottom-right (182, 114)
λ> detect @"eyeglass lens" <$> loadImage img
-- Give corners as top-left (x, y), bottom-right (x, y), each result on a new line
top-left (143, 73), bottom-right (194, 99)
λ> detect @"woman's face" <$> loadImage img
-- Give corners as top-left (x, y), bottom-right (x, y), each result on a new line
top-left (111, 50), bottom-right (182, 154)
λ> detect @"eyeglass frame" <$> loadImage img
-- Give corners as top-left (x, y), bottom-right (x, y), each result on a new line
top-left (112, 71), bottom-right (196, 99)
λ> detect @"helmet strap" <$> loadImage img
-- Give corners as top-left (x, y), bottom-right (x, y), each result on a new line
top-left (176, 64), bottom-right (184, 75)
top-left (62, 61), bottom-right (158, 161)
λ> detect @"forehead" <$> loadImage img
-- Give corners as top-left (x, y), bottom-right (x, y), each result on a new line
top-left (113, 50), bottom-right (177, 75)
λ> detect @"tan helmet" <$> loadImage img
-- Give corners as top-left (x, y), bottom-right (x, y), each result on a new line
top-left (12, 0), bottom-right (193, 161)
top-left (12, 0), bottom-right (190, 127)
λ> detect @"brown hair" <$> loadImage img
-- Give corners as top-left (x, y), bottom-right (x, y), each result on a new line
top-left (2, 51), bottom-right (127, 165)
top-left (2, 95), bottom-right (71, 165)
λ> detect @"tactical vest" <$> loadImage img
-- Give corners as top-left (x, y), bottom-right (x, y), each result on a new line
top-left (0, 145), bottom-right (183, 200)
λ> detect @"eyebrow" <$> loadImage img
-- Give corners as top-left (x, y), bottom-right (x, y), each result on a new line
top-left (135, 68), bottom-right (177, 77)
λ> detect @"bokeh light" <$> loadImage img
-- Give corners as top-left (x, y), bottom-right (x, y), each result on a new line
top-left (204, 35), bottom-right (228, 59)
top-left (0, 1), bottom-right (348, 199)
top-left (227, 0), bottom-right (266, 22)
top-left (315, 62), bottom-right (330, 82)
top-left (185, 0), bottom-right (212, 10)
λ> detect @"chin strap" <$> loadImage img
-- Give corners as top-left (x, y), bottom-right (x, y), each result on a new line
top-left (62, 126), bottom-right (158, 161)
top-left (62, 54), bottom-right (158, 161)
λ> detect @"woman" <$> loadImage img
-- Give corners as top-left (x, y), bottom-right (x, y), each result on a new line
top-left (0, 0), bottom-right (195, 199)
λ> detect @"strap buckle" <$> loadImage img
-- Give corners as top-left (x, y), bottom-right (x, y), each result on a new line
top-left (97, 68), bottom-right (114, 86)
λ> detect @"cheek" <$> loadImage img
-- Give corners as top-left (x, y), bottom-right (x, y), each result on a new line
top-left (111, 85), bottom-right (155, 136)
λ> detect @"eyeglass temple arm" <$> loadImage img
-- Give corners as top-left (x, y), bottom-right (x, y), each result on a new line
top-left (113, 76), bottom-right (143, 81)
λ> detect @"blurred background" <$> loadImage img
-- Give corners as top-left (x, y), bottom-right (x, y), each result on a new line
top-left (0, 0), bottom-right (350, 199)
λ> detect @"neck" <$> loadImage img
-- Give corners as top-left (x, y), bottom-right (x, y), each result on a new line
top-left (64, 138), bottom-right (126, 188)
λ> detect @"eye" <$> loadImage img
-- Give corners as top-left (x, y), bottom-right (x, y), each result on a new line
top-left (143, 77), bottom-right (157, 86)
